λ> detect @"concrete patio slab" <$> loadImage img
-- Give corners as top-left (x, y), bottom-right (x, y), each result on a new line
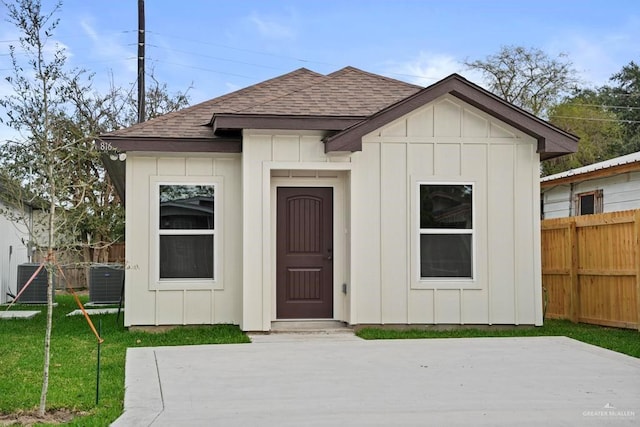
top-left (111, 336), bottom-right (639, 427)
top-left (66, 308), bottom-right (120, 316)
top-left (0, 310), bottom-right (40, 319)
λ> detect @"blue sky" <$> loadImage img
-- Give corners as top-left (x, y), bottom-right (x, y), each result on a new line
top-left (1, 0), bottom-right (639, 123)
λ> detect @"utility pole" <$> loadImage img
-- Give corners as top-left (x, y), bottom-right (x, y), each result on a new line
top-left (137, 0), bottom-right (145, 123)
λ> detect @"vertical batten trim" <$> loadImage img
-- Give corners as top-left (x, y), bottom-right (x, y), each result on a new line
top-left (513, 144), bottom-right (519, 325)
top-left (182, 289), bottom-right (186, 325)
top-left (210, 289), bottom-right (215, 324)
top-left (532, 147), bottom-right (544, 326)
top-left (154, 290), bottom-right (158, 326)
top-left (487, 145), bottom-right (492, 325)
top-left (459, 288), bottom-right (464, 324)
top-left (378, 141), bottom-right (384, 322)
top-left (406, 143), bottom-right (412, 324)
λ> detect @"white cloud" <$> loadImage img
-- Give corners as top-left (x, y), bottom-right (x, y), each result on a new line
top-left (224, 82), bottom-right (242, 93)
top-left (248, 12), bottom-right (296, 40)
top-left (79, 17), bottom-right (137, 76)
top-left (386, 52), bottom-right (485, 87)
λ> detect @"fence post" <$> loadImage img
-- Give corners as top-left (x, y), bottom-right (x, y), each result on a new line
top-left (569, 221), bottom-right (579, 323)
top-left (634, 210), bottom-right (640, 331)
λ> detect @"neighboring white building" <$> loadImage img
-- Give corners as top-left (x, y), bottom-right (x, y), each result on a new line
top-left (0, 197), bottom-right (33, 304)
top-left (541, 151), bottom-right (640, 219)
top-left (100, 67), bottom-right (578, 331)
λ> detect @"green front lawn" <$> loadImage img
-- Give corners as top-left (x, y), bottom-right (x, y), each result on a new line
top-left (357, 320), bottom-right (640, 358)
top-left (0, 295), bottom-right (249, 426)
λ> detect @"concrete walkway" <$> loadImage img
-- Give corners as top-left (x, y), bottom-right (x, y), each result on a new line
top-left (112, 335), bottom-right (640, 426)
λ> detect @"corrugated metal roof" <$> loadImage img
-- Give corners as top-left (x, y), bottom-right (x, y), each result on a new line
top-left (541, 151), bottom-right (640, 182)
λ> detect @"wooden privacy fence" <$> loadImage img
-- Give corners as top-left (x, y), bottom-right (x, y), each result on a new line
top-left (34, 242), bottom-right (126, 289)
top-left (541, 209), bottom-right (640, 330)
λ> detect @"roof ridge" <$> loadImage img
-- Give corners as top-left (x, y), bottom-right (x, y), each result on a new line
top-left (328, 66), bottom-right (423, 89)
top-left (231, 68), bottom-right (329, 114)
top-left (207, 67), bottom-right (324, 111)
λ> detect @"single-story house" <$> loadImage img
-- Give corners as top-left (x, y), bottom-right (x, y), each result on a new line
top-left (100, 67), bottom-right (578, 331)
top-left (541, 151), bottom-right (640, 219)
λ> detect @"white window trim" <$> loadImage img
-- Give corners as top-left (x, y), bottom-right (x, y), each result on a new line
top-left (149, 175), bottom-right (224, 290)
top-left (414, 181), bottom-right (477, 288)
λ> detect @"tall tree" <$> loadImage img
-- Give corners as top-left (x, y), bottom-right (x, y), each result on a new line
top-left (597, 61), bottom-right (640, 155)
top-left (543, 91), bottom-right (624, 175)
top-left (464, 45), bottom-right (580, 117)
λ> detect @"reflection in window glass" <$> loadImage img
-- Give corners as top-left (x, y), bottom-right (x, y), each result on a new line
top-left (419, 184), bottom-right (473, 279)
top-left (160, 185), bottom-right (214, 230)
top-left (158, 184), bottom-right (215, 280)
top-left (420, 185), bottom-right (472, 229)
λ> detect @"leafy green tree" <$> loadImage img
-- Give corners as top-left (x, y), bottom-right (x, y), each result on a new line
top-left (596, 61), bottom-right (640, 155)
top-left (543, 92), bottom-right (624, 175)
top-left (464, 45), bottom-right (580, 117)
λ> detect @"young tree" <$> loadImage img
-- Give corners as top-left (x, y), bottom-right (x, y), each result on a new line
top-left (464, 45), bottom-right (580, 117)
top-left (0, 0), bottom-right (70, 415)
top-left (0, 0), bottom-right (191, 416)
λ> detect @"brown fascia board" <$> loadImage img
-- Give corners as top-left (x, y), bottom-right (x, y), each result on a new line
top-left (97, 136), bottom-right (242, 153)
top-left (323, 74), bottom-right (579, 156)
top-left (212, 114), bottom-right (365, 133)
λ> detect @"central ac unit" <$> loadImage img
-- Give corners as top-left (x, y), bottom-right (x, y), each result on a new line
top-left (89, 264), bottom-right (124, 304)
top-left (17, 263), bottom-right (53, 304)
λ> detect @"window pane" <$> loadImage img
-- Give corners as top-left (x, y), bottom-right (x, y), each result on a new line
top-left (160, 235), bottom-right (214, 279)
top-left (420, 234), bottom-right (472, 278)
top-left (160, 185), bottom-right (214, 230)
top-left (580, 194), bottom-right (594, 215)
top-left (420, 185), bottom-right (472, 229)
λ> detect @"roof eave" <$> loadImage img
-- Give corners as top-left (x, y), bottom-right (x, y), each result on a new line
top-left (212, 114), bottom-right (366, 133)
top-left (324, 74), bottom-right (579, 157)
top-left (97, 136), bottom-right (242, 153)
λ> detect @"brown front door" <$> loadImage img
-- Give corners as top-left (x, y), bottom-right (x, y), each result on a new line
top-left (277, 187), bottom-right (333, 319)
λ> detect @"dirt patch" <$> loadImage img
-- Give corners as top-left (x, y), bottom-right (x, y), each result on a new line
top-left (129, 325), bottom-right (178, 333)
top-left (0, 409), bottom-right (84, 426)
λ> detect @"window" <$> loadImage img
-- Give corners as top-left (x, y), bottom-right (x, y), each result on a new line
top-left (419, 184), bottom-right (473, 279)
top-left (158, 184), bottom-right (215, 280)
top-left (575, 190), bottom-right (603, 216)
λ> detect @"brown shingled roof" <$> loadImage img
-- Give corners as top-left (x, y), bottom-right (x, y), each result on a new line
top-left (101, 66), bottom-right (420, 142)
top-left (102, 68), bottom-right (328, 140)
top-left (228, 66), bottom-right (421, 116)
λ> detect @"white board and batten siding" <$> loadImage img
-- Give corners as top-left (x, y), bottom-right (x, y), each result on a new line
top-left (241, 130), bottom-right (352, 331)
top-left (124, 153), bottom-right (242, 326)
top-left (352, 95), bottom-right (542, 326)
top-left (126, 94), bottom-right (543, 329)
top-left (543, 171), bottom-right (640, 219)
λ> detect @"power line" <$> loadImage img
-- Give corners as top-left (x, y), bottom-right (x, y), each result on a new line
top-left (552, 115), bottom-right (640, 124)
top-left (145, 44), bottom-right (283, 72)
top-left (146, 58), bottom-right (257, 80)
top-left (146, 30), bottom-right (338, 68)
top-left (571, 103), bottom-right (640, 110)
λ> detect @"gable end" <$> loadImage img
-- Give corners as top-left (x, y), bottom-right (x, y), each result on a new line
top-left (324, 74), bottom-right (578, 160)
